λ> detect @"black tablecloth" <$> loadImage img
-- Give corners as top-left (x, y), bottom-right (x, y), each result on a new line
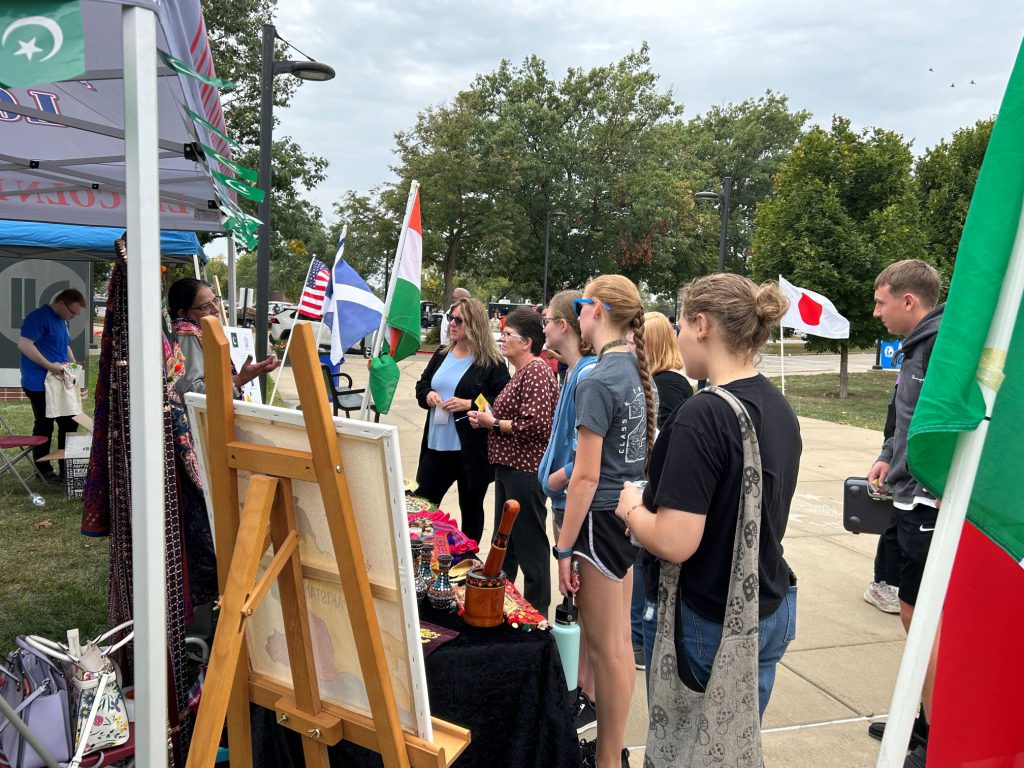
top-left (251, 604), bottom-right (582, 768)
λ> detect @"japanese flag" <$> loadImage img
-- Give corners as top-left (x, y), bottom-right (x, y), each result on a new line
top-left (778, 276), bottom-right (850, 339)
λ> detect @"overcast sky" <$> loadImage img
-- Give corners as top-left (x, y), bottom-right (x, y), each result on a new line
top-left (258, 1), bottom-right (1024, 225)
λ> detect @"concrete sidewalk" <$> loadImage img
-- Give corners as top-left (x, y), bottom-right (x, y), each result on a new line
top-left (273, 355), bottom-right (897, 766)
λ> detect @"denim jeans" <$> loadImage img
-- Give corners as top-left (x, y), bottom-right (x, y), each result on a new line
top-left (679, 585), bottom-right (798, 718)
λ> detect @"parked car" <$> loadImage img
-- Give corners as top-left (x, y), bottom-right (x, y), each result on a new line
top-left (270, 307), bottom-right (330, 345)
top-left (270, 307), bottom-right (374, 357)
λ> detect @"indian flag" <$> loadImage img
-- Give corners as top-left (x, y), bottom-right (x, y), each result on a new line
top-left (387, 186), bottom-right (422, 362)
top-left (882, 40), bottom-right (1024, 768)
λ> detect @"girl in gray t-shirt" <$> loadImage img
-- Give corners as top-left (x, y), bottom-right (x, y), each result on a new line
top-left (554, 275), bottom-right (655, 767)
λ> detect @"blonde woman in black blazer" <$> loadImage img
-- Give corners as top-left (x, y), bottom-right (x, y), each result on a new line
top-left (413, 297), bottom-right (509, 542)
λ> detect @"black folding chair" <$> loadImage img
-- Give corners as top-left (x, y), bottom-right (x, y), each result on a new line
top-left (320, 365), bottom-right (381, 422)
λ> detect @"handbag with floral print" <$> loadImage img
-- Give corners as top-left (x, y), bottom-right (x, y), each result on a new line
top-left (22, 621), bottom-right (133, 759)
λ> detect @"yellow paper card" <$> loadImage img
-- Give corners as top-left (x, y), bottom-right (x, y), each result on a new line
top-left (474, 394), bottom-right (490, 412)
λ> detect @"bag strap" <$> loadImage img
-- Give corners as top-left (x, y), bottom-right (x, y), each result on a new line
top-left (92, 620), bottom-right (134, 658)
top-left (19, 635), bottom-right (76, 665)
top-left (0, 679), bottom-right (50, 737)
top-left (67, 672), bottom-right (111, 768)
top-left (698, 385), bottom-right (763, 636)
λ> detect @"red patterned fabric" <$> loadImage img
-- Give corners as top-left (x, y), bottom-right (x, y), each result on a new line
top-left (487, 358), bottom-right (558, 473)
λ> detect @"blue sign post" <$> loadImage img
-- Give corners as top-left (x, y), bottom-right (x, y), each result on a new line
top-left (880, 338), bottom-right (903, 370)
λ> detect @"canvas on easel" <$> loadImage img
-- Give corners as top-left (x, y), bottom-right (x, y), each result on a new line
top-left (184, 320), bottom-right (469, 768)
top-left (186, 395), bottom-right (431, 736)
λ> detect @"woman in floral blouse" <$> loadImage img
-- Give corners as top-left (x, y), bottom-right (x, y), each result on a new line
top-left (469, 307), bottom-right (559, 617)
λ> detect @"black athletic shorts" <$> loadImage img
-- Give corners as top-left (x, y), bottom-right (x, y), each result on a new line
top-left (572, 508), bottom-right (639, 581)
top-left (894, 504), bottom-right (938, 606)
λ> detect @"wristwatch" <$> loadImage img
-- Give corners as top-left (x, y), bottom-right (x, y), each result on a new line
top-left (552, 545), bottom-right (573, 560)
top-left (492, 419), bottom-right (501, 433)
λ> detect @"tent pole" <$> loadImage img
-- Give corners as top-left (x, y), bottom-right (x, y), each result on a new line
top-left (227, 236), bottom-right (238, 326)
top-left (123, 6), bottom-right (168, 767)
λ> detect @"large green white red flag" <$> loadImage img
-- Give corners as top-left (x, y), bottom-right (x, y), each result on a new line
top-left (387, 186), bottom-right (422, 362)
top-left (363, 181), bottom-right (421, 416)
top-left (878, 39), bottom-right (1024, 767)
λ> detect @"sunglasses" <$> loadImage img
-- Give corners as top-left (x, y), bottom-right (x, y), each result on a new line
top-left (447, 313), bottom-right (464, 326)
top-left (573, 297), bottom-right (613, 317)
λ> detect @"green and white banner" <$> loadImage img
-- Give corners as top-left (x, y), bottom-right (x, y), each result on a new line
top-left (0, 1), bottom-right (85, 88)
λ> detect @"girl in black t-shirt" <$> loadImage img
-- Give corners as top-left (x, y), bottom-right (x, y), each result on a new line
top-left (614, 273), bottom-right (802, 720)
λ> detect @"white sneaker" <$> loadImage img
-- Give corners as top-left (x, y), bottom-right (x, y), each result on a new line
top-left (864, 581), bottom-right (900, 614)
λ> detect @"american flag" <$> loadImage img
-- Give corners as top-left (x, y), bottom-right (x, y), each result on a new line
top-left (297, 257), bottom-right (329, 319)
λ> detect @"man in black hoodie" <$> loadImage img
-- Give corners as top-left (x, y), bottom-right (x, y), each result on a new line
top-left (866, 259), bottom-right (944, 765)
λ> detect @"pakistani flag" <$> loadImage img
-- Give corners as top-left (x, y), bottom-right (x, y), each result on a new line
top-left (907, 40), bottom-right (1024, 565)
top-left (0, 1), bottom-right (85, 88)
top-left (387, 185), bottom-right (422, 362)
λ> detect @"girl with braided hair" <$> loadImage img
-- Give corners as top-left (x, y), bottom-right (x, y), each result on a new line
top-left (556, 274), bottom-right (655, 768)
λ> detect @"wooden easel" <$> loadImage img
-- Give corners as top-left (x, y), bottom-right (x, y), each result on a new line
top-left (186, 320), bottom-right (470, 768)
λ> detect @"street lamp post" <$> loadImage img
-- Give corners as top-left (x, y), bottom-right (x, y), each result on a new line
top-left (542, 210), bottom-right (565, 305)
top-left (255, 23), bottom-right (335, 399)
top-left (694, 176), bottom-right (732, 273)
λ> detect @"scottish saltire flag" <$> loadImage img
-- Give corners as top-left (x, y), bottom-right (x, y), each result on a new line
top-left (322, 229), bottom-right (384, 365)
top-left (297, 257), bottom-right (329, 319)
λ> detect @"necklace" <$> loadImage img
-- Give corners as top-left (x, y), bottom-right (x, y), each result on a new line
top-left (598, 339), bottom-right (628, 358)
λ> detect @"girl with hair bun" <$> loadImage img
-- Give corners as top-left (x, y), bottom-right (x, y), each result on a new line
top-left (616, 273), bottom-right (802, 727)
top-left (556, 274), bottom-right (655, 767)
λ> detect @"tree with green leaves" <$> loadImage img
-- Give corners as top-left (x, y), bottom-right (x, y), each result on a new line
top-left (914, 118), bottom-right (993, 284)
top-left (365, 46), bottom-right (709, 305)
top-left (682, 91), bottom-right (811, 272)
top-left (751, 116), bottom-right (927, 396)
top-left (201, 0), bottom-right (330, 299)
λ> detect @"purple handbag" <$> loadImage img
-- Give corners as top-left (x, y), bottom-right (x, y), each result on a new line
top-left (0, 638), bottom-right (73, 768)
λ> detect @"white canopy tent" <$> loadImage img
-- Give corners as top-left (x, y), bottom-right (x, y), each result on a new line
top-left (1, 1), bottom-right (240, 763)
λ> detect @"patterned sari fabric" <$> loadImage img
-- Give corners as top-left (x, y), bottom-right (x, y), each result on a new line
top-left (164, 329), bottom-right (218, 610)
top-left (80, 247), bottom-right (209, 764)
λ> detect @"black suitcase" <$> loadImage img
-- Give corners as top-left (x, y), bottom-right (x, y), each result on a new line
top-left (843, 477), bottom-right (895, 534)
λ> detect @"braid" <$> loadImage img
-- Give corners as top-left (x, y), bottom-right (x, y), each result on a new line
top-left (631, 311), bottom-right (656, 473)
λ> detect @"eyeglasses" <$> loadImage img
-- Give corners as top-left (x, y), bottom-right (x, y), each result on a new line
top-left (447, 313), bottom-right (464, 326)
top-left (573, 297), bottom-right (613, 317)
top-left (500, 330), bottom-right (525, 341)
top-left (191, 296), bottom-right (222, 312)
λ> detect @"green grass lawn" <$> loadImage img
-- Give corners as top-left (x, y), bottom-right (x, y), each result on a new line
top-left (0, 354), bottom-right (288, 649)
top-left (761, 341), bottom-right (875, 357)
top-left (768, 371), bottom-right (893, 430)
top-left (0, 361), bottom-right (108, 648)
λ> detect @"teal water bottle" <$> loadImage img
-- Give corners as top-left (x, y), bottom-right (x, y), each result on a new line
top-left (551, 593), bottom-right (580, 691)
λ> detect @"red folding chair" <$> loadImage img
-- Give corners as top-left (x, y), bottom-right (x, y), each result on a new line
top-left (0, 412), bottom-right (48, 507)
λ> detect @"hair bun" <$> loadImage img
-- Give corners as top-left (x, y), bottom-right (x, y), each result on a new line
top-left (754, 283), bottom-right (789, 324)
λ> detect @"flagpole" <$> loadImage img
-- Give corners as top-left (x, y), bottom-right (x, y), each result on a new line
top-left (315, 226), bottom-right (349, 371)
top-left (877, 202), bottom-right (1024, 767)
top-left (360, 180), bottom-right (419, 418)
top-left (270, 255), bottom-right (319, 405)
top-left (780, 319), bottom-right (786, 396)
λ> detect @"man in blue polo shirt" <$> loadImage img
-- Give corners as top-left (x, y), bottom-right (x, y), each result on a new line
top-left (16, 288), bottom-right (86, 481)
